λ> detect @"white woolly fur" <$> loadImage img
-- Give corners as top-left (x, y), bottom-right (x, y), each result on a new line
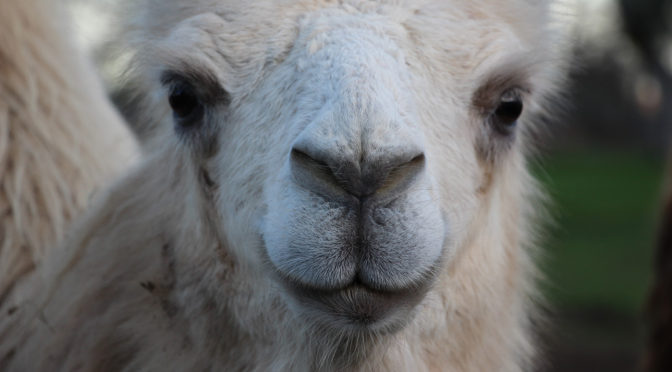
top-left (0, 1), bottom-right (570, 371)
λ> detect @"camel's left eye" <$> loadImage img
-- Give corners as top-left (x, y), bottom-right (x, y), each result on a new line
top-left (169, 83), bottom-right (204, 126)
top-left (491, 90), bottom-right (523, 134)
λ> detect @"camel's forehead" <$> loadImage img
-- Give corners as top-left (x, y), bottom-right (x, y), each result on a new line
top-left (191, 0), bottom-right (547, 17)
top-left (141, 0), bottom-right (550, 49)
top-left (236, 0), bottom-right (543, 36)
top-left (135, 0), bottom-right (557, 115)
top-left (146, 0), bottom-right (550, 76)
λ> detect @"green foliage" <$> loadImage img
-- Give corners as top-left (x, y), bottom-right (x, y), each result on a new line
top-left (535, 149), bottom-right (666, 315)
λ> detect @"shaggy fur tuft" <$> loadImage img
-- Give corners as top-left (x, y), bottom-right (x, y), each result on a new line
top-left (0, 0), bottom-right (137, 303)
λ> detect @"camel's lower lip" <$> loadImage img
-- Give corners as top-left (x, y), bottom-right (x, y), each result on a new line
top-left (259, 233), bottom-right (444, 331)
top-left (279, 278), bottom-right (431, 332)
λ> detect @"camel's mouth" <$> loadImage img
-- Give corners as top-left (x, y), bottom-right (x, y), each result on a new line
top-left (261, 164), bottom-right (447, 331)
top-left (268, 257), bottom-right (441, 332)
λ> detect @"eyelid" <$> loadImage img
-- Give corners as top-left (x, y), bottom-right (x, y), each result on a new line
top-left (161, 71), bottom-right (188, 88)
top-left (161, 72), bottom-right (197, 100)
top-left (501, 86), bottom-right (528, 100)
top-left (494, 88), bottom-right (525, 109)
top-left (159, 70), bottom-right (230, 106)
top-left (472, 69), bottom-right (531, 110)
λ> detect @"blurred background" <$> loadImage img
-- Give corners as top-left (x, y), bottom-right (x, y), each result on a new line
top-left (68, 0), bottom-right (672, 370)
top-left (538, 1), bottom-right (671, 371)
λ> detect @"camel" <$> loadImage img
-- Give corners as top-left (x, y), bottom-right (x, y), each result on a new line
top-left (1, 0), bottom-right (568, 371)
top-left (0, 0), bottom-right (137, 304)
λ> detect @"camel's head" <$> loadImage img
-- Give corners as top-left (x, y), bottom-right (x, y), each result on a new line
top-left (121, 0), bottom-right (561, 334)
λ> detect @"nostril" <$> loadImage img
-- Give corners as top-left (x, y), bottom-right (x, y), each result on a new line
top-left (290, 147), bottom-right (352, 198)
top-left (374, 153), bottom-right (426, 197)
top-left (290, 145), bottom-right (426, 201)
top-left (290, 148), bottom-right (329, 171)
top-left (290, 148), bottom-right (342, 180)
top-left (407, 154), bottom-right (426, 168)
top-left (290, 148), bottom-right (311, 161)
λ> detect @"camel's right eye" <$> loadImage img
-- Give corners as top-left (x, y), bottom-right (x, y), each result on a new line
top-left (168, 83), bottom-right (204, 126)
top-left (490, 89), bottom-right (523, 135)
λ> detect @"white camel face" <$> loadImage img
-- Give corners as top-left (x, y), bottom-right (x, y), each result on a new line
top-left (138, 1), bottom-right (549, 333)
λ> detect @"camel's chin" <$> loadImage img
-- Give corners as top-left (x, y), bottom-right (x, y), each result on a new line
top-left (279, 278), bottom-right (432, 334)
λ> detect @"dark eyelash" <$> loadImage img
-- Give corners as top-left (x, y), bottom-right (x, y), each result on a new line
top-left (160, 70), bottom-right (231, 106)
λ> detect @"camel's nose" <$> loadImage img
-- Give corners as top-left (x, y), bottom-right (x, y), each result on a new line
top-left (290, 142), bottom-right (425, 202)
